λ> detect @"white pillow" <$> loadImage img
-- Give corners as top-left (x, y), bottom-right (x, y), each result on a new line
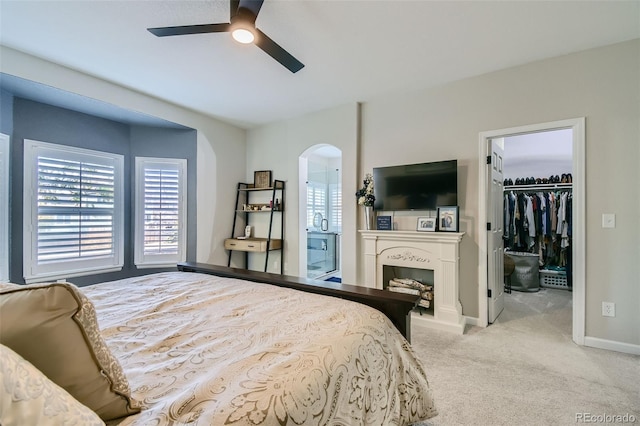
top-left (0, 343), bottom-right (105, 426)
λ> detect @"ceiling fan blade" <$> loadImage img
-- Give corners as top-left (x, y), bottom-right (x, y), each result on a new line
top-left (148, 23), bottom-right (230, 37)
top-left (238, 0), bottom-right (264, 18)
top-left (230, 0), bottom-right (240, 20)
top-left (255, 28), bottom-right (304, 73)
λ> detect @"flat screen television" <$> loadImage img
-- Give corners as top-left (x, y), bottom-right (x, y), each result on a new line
top-left (373, 160), bottom-right (457, 211)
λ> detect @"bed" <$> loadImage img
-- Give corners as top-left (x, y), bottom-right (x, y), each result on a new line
top-left (1, 265), bottom-right (438, 425)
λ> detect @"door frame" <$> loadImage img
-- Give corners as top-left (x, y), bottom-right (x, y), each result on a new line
top-left (477, 117), bottom-right (585, 346)
top-left (298, 144), bottom-right (343, 279)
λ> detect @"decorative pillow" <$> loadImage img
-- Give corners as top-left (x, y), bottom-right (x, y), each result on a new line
top-left (0, 282), bottom-right (21, 291)
top-left (0, 282), bottom-right (141, 421)
top-left (0, 343), bottom-right (105, 426)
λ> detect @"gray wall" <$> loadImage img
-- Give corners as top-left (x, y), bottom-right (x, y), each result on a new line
top-left (1, 90), bottom-right (13, 135)
top-left (6, 96), bottom-right (197, 286)
top-left (130, 125), bottom-right (198, 264)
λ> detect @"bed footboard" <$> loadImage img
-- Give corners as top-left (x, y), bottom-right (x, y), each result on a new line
top-left (177, 262), bottom-right (419, 341)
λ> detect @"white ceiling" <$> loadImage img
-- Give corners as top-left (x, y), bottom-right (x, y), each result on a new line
top-left (1, 1), bottom-right (638, 129)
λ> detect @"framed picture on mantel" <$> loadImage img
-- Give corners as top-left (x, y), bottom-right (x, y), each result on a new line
top-left (437, 206), bottom-right (459, 232)
top-left (376, 215), bottom-right (392, 230)
top-left (417, 217), bottom-right (436, 232)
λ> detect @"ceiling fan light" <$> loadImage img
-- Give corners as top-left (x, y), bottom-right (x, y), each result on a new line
top-left (231, 28), bottom-right (255, 44)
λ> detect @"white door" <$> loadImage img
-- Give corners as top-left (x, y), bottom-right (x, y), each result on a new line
top-left (488, 137), bottom-right (505, 323)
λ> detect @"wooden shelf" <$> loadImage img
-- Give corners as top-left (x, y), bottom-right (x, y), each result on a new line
top-left (227, 179), bottom-right (285, 273)
top-left (224, 238), bottom-right (282, 252)
top-left (238, 181), bottom-right (285, 191)
top-left (504, 183), bottom-right (572, 192)
top-left (236, 209), bottom-right (282, 213)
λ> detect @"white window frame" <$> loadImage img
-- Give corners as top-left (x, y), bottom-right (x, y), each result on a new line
top-left (134, 157), bottom-right (187, 268)
top-left (23, 139), bottom-right (124, 283)
top-left (0, 133), bottom-right (10, 281)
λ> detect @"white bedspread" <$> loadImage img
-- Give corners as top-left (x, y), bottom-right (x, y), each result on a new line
top-left (84, 272), bottom-right (437, 425)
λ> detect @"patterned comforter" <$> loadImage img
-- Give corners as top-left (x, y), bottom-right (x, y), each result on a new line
top-left (84, 272), bottom-right (437, 425)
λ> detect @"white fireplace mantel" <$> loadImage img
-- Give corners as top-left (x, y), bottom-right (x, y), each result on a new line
top-left (360, 230), bottom-right (465, 334)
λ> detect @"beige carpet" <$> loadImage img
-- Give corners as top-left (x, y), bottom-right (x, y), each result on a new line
top-left (411, 288), bottom-right (639, 426)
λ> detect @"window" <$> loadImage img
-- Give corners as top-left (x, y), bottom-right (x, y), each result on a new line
top-left (0, 134), bottom-right (9, 281)
top-left (134, 157), bottom-right (187, 268)
top-left (329, 182), bottom-right (342, 230)
top-left (306, 181), bottom-right (326, 228)
top-left (23, 140), bottom-right (124, 282)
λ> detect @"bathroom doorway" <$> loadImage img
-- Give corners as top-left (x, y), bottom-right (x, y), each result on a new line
top-left (299, 145), bottom-right (342, 281)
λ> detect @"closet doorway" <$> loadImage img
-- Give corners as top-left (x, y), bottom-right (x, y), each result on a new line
top-left (478, 118), bottom-right (586, 346)
top-left (501, 130), bottom-right (573, 326)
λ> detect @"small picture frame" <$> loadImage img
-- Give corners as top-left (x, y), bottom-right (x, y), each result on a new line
top-left (417, 217), bottom-right (436, 232)
top-left (254, 170), bottom-right (272, 188)
top-left (377, 215), bottom-right (392, 230)
top-left (437, 206), bottom-right (459, 232)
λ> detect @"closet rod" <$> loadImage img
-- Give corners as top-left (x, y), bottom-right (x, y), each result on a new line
top-left (504, 183), bottom-right (572, 192)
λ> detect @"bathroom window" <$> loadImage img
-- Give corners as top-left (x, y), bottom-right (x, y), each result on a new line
top-left (329, 182), bottom-right (342, 230)
top-left (306, 182), bottom-right (326, 228)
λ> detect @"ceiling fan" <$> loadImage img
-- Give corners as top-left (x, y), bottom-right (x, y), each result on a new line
top-left (147, 0), bottom-right (304, 73)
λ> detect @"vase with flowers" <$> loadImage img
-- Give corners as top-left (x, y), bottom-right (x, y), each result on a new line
top-left (356, 173), bottom-right (375, 230)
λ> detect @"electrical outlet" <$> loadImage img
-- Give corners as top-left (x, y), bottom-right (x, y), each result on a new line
top-left (602, 302), bottom-right (615, 317)
top-left (602, 213), bottom-right (616, 229)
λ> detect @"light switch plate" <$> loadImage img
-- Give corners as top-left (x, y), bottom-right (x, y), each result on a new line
top-left (602, 213), bottom-right (616, 229)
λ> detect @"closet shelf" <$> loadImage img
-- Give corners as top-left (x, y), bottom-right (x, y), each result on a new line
top-left (504, 183), bottom-right (572, 192)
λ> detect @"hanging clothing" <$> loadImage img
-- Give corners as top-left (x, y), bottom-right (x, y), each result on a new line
top-left (503, 187), bottom-right (572, 269)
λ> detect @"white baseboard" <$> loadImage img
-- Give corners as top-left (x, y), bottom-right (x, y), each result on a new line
top-left (464, 316), bottom-right (481, 327)
top-left (584, 336), bottom-right (640, 355)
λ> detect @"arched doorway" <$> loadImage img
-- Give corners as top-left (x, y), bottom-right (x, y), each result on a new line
top-left (298, 144), bottom-right (342, 281)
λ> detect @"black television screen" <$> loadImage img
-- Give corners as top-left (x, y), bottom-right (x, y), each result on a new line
top-left (373, 160), bottom-right (457, 211)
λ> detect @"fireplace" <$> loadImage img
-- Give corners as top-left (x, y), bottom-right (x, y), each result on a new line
top-left (360, 230), bottom-right (465, 334)
top-left (383, 265), bottom-right (434, 313)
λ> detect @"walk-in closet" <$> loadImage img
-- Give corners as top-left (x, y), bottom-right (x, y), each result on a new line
top-left (501, 129), bottom-right (573, 326)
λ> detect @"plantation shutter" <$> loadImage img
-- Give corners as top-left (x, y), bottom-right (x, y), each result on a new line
top-left (37, 157), bottom-right (115, 261)
top-left (329, 182), bottom-right (342, 230)
top-left (134, 158), bottom-right (186, 267)
top-left (23, 140), bottom-right (124, 282)
top-left (306, 182), bottom-right (326, 228)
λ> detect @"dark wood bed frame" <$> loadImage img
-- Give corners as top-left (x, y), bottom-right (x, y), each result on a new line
top-left (177, 262), bottom-right (419, 341)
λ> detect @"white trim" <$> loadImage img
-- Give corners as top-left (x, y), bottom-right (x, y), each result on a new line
top-left (583, 336), bottom-right (640, 356)
top-left (134, 157), bottom-right (187, 268)
top-left (298, 155), bottom-right (309, 277)
top-left (24, 266), bottom-right (122, 284)
top-left (477, 118), bottom-right (586, 347)
top-left (0, 133), bottom-right (10, 281)
top-left (464, 316), bottom-right (480, 327)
